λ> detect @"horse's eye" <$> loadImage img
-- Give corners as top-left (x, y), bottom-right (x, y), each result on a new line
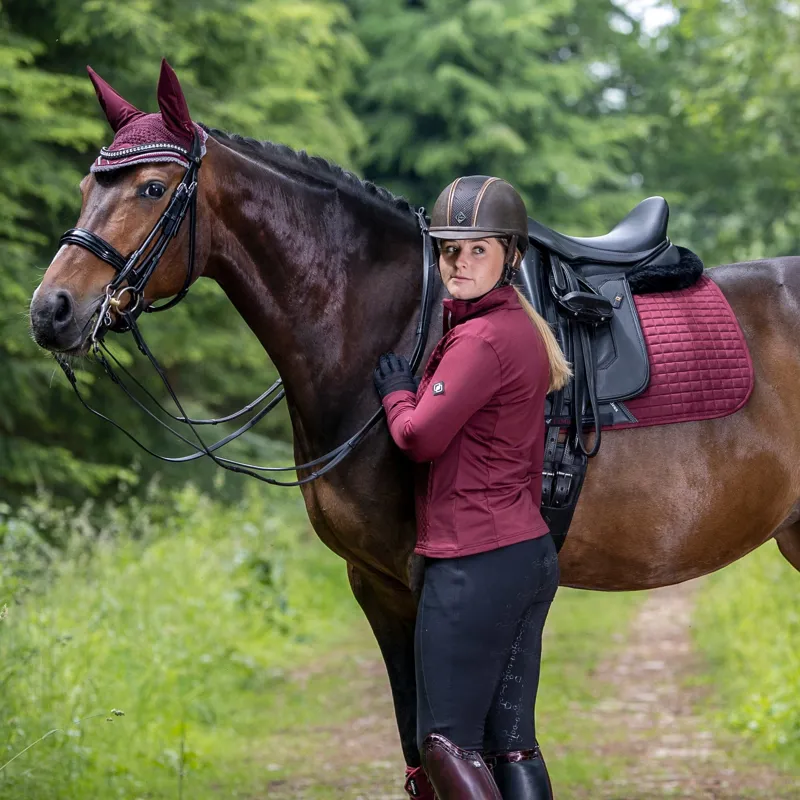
top-left (141, 182), bottom-right (166, 199)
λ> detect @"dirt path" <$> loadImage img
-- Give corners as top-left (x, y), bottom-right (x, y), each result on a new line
top-left (590, 581), bottom-right (799, 799)
top-left (255, 582), bottom-right (798, 799)
top-left (259, 642), bottom-right (406, 799)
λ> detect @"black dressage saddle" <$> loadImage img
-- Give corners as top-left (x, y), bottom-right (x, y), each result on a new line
top-left (513, 196), bottom-right (703, 551)
top-left (528, 196), bottom-right (671, 266)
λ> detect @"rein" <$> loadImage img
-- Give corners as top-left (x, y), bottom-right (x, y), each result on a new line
top-left (56, 139), bottom-right (437, 486)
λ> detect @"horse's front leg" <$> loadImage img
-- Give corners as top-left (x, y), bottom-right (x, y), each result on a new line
top-left (347, 564), bottom-right (421, 775)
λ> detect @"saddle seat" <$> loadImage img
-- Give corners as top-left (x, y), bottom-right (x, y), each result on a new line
top-left (528, 197), bottom-right (670, 266)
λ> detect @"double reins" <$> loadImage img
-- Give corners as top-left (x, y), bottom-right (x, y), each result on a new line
top-left (56, 134), bottom-right (437, 486)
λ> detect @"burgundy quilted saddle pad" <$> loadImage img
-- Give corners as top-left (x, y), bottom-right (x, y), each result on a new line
top-left (609, 275), bottom-right (754, 430)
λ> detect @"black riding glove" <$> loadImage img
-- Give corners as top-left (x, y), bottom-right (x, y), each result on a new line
top-left (373, 352), bottom-right (416, 399)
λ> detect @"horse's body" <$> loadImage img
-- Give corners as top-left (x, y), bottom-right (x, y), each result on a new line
top-left (32, 125), bottom-right (800, 767)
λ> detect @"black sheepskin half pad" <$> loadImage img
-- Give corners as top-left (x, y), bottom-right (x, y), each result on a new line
top-left (627, 246), bottom-right (704, 294)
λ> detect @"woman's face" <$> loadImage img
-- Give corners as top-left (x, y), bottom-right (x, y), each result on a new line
top-left (438, 237), bottom-right (508, 300)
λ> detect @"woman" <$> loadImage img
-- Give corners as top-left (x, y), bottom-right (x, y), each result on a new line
top-left (373, 176), bottom-right (571, 800)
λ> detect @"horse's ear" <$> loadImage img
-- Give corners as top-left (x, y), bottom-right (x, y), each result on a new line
top-left (156, 59), bottom-right (194, 146)
top-left (87, 66), bottom-right (144, 133)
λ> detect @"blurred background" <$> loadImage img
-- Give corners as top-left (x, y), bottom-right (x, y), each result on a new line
top-left (0, 0), bottom-right (797, 797)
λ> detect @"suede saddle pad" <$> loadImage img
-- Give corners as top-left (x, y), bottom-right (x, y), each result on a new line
top-left (606, 274), bottom-right (754, 430)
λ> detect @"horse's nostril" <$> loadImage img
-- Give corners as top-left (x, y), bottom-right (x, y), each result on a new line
top-left (29, 287), bottom-right (81, 351)
top-left (53, 290), bottom-right (73, 326)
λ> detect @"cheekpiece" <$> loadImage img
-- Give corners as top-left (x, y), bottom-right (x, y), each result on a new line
top-left (91, 115), bottom-right (207, 173)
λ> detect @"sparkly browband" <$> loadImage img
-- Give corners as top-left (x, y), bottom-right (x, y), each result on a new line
top-left (101, 142), bottom-right (190, 159)
top-left (91, 132), bottom-right (207, 173)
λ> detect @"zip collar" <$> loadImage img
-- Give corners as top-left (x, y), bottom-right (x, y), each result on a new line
top-left (442, 285), bottom-right (519, 332)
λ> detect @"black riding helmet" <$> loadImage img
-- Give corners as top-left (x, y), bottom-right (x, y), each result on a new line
top-left (429, 176), bottom-right (529, 288)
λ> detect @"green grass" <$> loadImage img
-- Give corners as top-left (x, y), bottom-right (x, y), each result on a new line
top-left (693, 543), bottom-right (800, 773)
top-left (222, 586), bottom-right (645, 800)
top-left (537, 588), bottom-right (642, 792)
top-left (0, 485), bottom-right (644, 799)
top-left (0, 484), bottom-right (362, 799)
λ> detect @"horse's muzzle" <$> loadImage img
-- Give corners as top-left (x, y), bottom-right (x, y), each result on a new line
top-left (29, 287), bottom-right (90, 353)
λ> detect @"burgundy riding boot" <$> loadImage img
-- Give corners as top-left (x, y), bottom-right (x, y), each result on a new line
top-left (486, 745), bottom-right (554, 800)
top-left (404, 765), bottom-right (436, 799)
top-left (421, 733), bottom-right (502, 799)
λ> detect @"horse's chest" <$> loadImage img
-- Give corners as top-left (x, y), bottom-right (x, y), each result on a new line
top-left (302, 481), bottom-right (381, 553)
top-left (299, 468), bottom-right (414, 577)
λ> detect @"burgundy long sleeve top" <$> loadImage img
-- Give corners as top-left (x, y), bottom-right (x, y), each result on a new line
top-left (382, 285), bottom-right (551, 558)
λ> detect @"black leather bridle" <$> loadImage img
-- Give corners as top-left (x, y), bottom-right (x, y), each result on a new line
top-left (60, 134), bottom-right (203, 338)
top-left (55, 135), bottom-right (437, 486)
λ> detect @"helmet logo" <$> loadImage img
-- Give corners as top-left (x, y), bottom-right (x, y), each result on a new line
top-left (455, 211), bottom-right (467, 223)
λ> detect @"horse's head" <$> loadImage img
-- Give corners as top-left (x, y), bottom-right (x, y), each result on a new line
top-left (30, 60), bottom-right (208, 354)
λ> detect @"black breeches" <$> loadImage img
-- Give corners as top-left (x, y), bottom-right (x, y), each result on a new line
top-left (415, 535), bottom-right (560, 754)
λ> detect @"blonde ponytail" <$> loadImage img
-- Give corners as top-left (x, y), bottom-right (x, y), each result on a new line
top-left (512, 286), bottom-right (572, 392)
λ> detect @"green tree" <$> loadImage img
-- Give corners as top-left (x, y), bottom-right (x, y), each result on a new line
top-left (350, 0), bottom-right (651, 231)
top-left (621, 0), bottom-right (800, 265)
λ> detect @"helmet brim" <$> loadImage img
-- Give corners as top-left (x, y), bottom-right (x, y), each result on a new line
top-left (428, 228), bottom-right (516, 240)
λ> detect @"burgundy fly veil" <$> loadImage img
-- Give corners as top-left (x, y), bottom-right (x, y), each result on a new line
top-left (88, 59), bottom-right (207, 172)
top-left (55, 58), bottom-right (205, 340)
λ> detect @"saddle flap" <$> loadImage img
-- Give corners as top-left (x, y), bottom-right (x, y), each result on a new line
top-left (584, 273), bottom-right (649, 403)
top-left (514, 252), bottom-right (650, 407)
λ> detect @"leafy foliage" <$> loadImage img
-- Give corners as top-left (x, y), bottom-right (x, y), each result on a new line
top-left (350, 0), bottom-right (651, 229)
top-left (619, 0), bottom-right (800, 265)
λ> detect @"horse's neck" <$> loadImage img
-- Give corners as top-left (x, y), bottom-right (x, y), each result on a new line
top-left (201, 139), bottom-right (426, 445)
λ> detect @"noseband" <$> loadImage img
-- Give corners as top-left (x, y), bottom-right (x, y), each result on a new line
top-left (54, 141), bottom-right (437, 486)
top-left (59, 135), bottom-right (202, 339)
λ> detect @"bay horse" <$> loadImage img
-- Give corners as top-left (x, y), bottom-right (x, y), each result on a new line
top-left (29, 63), bottom-right (800, 774)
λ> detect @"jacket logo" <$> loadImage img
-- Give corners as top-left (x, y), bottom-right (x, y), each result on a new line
top-left (432, 381), bottom-right (445, 396)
